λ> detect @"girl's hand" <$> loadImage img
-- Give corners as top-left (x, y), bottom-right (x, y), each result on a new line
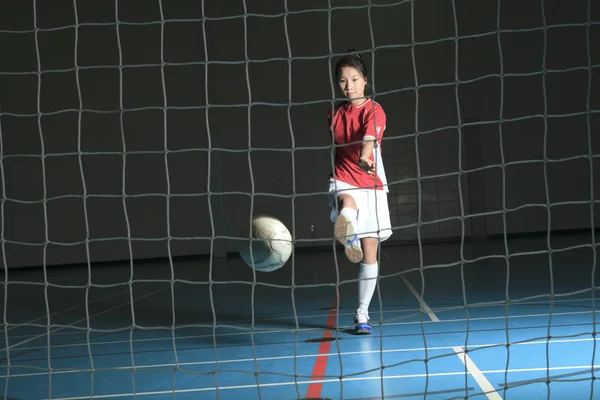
top-left (359, 157), bottom-right (376, 175)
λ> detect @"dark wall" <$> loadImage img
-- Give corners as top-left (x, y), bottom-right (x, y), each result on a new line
top-left (0, 0), bottom-right (598, 268)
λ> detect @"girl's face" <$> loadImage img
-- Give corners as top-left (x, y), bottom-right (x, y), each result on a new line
top-left (337, 66), bottom-right (367, 103)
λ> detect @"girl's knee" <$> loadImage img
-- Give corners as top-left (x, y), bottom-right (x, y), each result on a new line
top-left (361, 238), bottom-right (379, 264)
top-left (338, 194), bottom-right (357, 210)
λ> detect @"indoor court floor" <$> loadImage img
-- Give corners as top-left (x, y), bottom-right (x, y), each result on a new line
top-left (1, 232), bottom-right (599, 400)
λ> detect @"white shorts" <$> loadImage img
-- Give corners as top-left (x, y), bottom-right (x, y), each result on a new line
top-left (328, 178), bottom-right (393, 242)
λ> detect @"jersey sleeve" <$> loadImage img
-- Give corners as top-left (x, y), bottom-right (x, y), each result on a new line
top-left (328, 105), bottom-right (340, 139)
top-left (362, 104), bottom-right (386, 141)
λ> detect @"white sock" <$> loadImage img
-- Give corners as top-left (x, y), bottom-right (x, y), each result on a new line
top-left (357, 262), bottom-right (378, 316)
top-left (340, 207), bottom-right (358, 230)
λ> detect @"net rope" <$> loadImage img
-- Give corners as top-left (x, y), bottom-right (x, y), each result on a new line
top-left (0, 0), bottom-right (599, 399)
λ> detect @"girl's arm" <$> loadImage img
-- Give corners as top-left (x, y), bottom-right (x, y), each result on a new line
top-left (359, 138), bottom-right (377, 175)
top-left (358, 105), bottom-right (385, 175)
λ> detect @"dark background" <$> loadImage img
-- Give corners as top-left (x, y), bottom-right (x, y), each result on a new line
top-left (0, 0), bottom-right (599, 269)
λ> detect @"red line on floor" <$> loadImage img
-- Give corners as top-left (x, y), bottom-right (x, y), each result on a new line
top-left (305, 293), bottom-right (339, 399)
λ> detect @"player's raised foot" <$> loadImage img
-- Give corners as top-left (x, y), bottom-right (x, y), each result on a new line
top-left (353, 309), bottom-right (371, 335)
top-left (334, 214), bottom-right (363, 263)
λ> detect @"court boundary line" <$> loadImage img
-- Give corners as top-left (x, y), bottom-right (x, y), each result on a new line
top-left (3, 296), bottom-right (594, 344)
top-left (5, 308), bottom-right (596, 354)
top-left (0, 279), bottom-right (199, 353)
top-left (400, 275), bottom-right (503, 400)
top-left (3, 298), bottom-right (594, 340)
top-left (1, 294), bottom-right (593, 346)
top-left (3, 276), bottom-right (596, 400)
top-left (2, 287), bottom-right (593, 343)
top-left (305, 294), bottom-right (339, 398)
top-left (38, 363), bottom-right (600, 400)
top-left (2, 336), bottom-right (599, 380)
top-left (0, 263), bottom-right (222, 353)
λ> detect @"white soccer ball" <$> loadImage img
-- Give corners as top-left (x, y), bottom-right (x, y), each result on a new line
top-left (239, 215), bottom-right (293, 272)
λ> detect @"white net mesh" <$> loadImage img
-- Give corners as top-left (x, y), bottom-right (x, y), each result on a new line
top-left (0, 0), bottom-right (599, 399)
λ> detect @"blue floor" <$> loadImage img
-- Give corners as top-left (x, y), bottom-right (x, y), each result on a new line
top-left (1, 233), bottom-right (599, 399)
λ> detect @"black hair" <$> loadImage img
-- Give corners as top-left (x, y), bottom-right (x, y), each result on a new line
top-left (334, 49), bottom-right (368, 81)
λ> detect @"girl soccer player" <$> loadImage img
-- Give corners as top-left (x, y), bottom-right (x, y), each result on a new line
top-left (328, 50), bottom-right (393, 334)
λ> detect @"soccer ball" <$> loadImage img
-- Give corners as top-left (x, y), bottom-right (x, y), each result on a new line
top-left (239, 215), bottom-right (293, 272)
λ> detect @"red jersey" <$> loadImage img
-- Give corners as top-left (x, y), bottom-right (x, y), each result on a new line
top-left (328, 99), bottom-right (388, 191)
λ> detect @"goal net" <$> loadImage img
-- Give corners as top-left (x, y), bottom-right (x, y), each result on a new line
top-left (0, 0), bottom-right (599, 399)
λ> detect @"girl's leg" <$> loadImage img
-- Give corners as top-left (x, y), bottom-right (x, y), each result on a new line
top-left (353, 189), bottom-right (390, 334)
top-left (354, 237), bottom-right (379, 334)
top-left (334, 194), bottom-right (363, 263)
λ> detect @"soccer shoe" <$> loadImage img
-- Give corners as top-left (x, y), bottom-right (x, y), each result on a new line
top-left (334, 214), bottom-right (363, 263)
top-left (354, 309), bottom-right (372, 335)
